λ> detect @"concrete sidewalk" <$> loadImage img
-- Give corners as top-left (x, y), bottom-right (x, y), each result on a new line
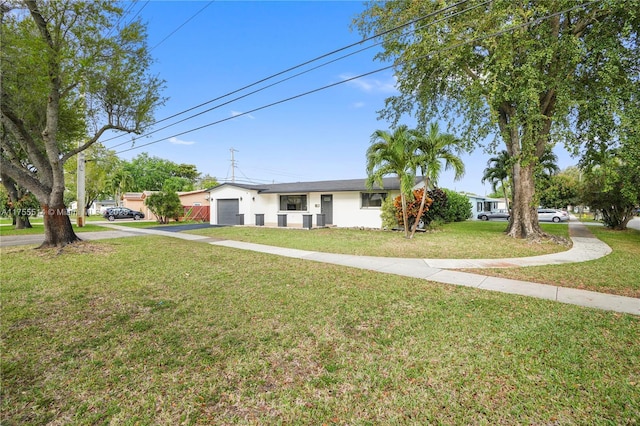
top-left (209, 238), bottom-right (638, 316)
top-left (3, 221), bottom-right (638, 316)
top-left (425, 220), bottom-right (612, 269)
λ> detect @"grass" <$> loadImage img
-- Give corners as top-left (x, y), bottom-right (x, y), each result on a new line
top-left (1, 236), bottom-right (638, 424)
top-left (0, 214), bottom-right (107, 225)
top-left (0, 222), bottom-right (108, 236)
top-left (110, 219), bottom-right (206, 229)
top-left (465, 226), bottom-right (640, 298)
top-left (186, 221), bottom-right (571, 259)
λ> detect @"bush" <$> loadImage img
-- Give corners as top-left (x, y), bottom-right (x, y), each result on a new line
top-left (144, 190), bottom-right (183, 224)
top-left (392, 188), bottom-right (472, 227)
top-left (393, 188), bottom-right (433, 229)
top-left (442, 189), bottom-right (472, 222)
top-left (422, 188), bottom-right (448, 225)
top-left (381, 196), bottom-right (399, 230)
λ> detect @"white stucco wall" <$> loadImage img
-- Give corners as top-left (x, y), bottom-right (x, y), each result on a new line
top-left (468, 195), bottom-right (507, 220)
top-left (209, 186), bottom-right (259, 225)
top-left (208, 185), bottom-right (399, 228)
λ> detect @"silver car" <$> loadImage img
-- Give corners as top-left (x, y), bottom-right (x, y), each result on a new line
top-left (537, 208), bottom-right (569, 223)
top-left (477, 209), bottom-right (510, 221)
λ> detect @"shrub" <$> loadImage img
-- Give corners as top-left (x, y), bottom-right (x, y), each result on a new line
top-left (381, 196), bottom-right (399, 230)
top-left (145, 190), bottom-right (183, 224)
top-left (392, 188), bottom-right (472, 227)
top-left (422, 188), bottom-right (448, 225)
top-left (442, 189), bottom-right (472, 222)
top-left (393, 188), bottom-right (433, 228)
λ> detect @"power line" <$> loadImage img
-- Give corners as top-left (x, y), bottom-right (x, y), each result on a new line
top-left (106, 0), bottom-right (491, 151)
top-left (124, 0), bottom-right (149, 29)
top-left (106, 37), bottom-right (378, 150)
top-left (105, 1), bottom-right (138, 38)
top-left (150, 1), bottom-right (214, 51)
top-left (114, 1), bottom-right (598, 156)
top-left (102, 0), bottom-right (475, 147)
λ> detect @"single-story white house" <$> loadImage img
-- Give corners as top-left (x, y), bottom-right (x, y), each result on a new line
top-left (465, 193), bottom-right (508, 219)
top-left (69, 199), bottom-right (116, 216)
top-left (207, 177), bottom-right (424, 228)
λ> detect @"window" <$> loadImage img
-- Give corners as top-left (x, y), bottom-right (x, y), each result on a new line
top-left (361, 192), bottom-right (387, 208)
top-left (279, 195), bottom-right (307, 211)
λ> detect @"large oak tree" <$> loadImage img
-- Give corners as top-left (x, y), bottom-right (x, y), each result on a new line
top-left (355, 0), bottom-right (639, 239)
top-left (1, 1), bottom-right (164, 247)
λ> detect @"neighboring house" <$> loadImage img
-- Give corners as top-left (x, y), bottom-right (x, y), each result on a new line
top-left (207, 177), bottom-right (424, 228)
top-left (465, 193), bottom-right (507, 219)
top-left (69, 199), bottom-right (116, 216)
top-left (178, 189), bottom-right (209, 206)
top-left (122, 192), bottom-right (158, 221)
top-left (179, 189), bottom-right (210, 221)
top-left (122, 190), bottom-right (211, 222)
top-left (94, 199), bottom-right (116, 215)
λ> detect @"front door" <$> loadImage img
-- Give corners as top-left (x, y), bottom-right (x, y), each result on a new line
top-left (321, 194), bottom-right (333, 225)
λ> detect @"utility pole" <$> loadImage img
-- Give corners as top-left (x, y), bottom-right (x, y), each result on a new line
top-left (77, 149), bottom-right (85, 227)
top-left (77, 82), bottom-right (87, 227)
top-left (230, 147), bottom-right (238, 183)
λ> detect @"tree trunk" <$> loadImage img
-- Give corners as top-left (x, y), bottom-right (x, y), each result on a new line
top-left (40, 204), bottom-right (81, 248)
top-left (400, 193), bottom-right (409, 238)
top-left (14, 216), bottom-right (33, 229)
top-left (601, 206), bottom-right (634, 230)
top-left (410, 178), bottom-right (429, 239)
top-left (506, 162), bottom-right (545, 239)
top-left (2, 174), bottom-right (33, 229)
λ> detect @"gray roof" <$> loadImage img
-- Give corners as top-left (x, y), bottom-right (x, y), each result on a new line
top-left (208, 182), bottom-right (267, 192)
top-left (210, 177), bottom-right (420, 194)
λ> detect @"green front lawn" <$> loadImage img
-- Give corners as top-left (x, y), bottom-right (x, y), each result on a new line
top-left (110, 219), bottom-right (206, 229)
top-left (466, 226), bottom-right (640, 298)
top-left (2, 236), bottom-right (638, 424)
top-left (0, 222), bottom-right (108, 236)
top-left (187, 221), bottom-right (571, 259)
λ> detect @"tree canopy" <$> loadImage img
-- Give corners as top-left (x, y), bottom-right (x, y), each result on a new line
top-left (539, 168), bottom-right (581, 210)
top-left (355, 0), bottom-right (639, 239)
top-left (64, 143), bottom-right (121, 211)
top-left (123, 153), bottom-right (199, 192)
top-left (580, 138), bottom-right (640, 230)
top-left (1, 0), bottom-right (165, 246)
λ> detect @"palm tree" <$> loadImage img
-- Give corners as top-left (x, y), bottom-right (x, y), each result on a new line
top-left (409, 123), bottom-right (465, 238)
top-left (366, 125), bottom-right (416, 238)
top-left (482, 150), bottom-right (512, 211)
top-left (536, 146), bottom-right (560, 178)
top-left (483, 147), bottom-right (559, 213)
top-left (108, 168), bottom-right (134, 206)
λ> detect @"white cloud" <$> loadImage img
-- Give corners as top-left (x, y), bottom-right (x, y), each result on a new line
top-left (351, 101), bottom-right (366, 109)
top-left (168, 137), bottom-right (195, 145)
top-left (231, 110), bottom-right (255, 119)
top-left (340, 74), bottom-right (398, 94)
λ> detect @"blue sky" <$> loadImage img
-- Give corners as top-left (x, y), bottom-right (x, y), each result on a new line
top-left (105, 1), bottom-right (577, 195)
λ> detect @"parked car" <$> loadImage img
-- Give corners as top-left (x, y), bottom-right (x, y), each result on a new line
top-left (477, 209), bottom-right (510, 221)
top-left (537, 208), bottom-right (569, 223)
top-left (103, 207), bottom-right (145, 221)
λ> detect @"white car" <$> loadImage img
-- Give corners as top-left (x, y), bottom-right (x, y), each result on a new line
top-left (537, 208), bottom-right (569, 223)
